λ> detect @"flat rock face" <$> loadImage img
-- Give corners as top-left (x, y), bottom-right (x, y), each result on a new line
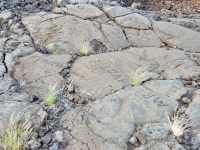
top-left (0, 11), bottom-right (12, 21)
top-left (103, 6), bottom-right (132, 19)
top-left (0, 93), bottom-right (47, 132)
top-left (153, 21), bottom-right (200, 52)
top-left (69, 47), bottom-right (200, 95)
top-left (54, 4), bottom-right (109, 23)
top-left (136, 141), bottom-right (171, 150)
top-left (60, 80), bottom-right (184, 150)
top-left (0, 38), bottom-right (7, 52)
top-left (168, 18), bottom-right (200, 32)
top-left (144, 80), bottom-right (187, 101)
top-left (186, 90), bottom-right (200, 126)
top-left (115, 13), bottom-right (151, 29)
top-left (13, 52), bottom-right (71, 98)
top-left (11, 34), bottom-right (36, 57)
top-left (22, 12), bottom-right (130, 55)
top-left (124, 29), bottom-right (164, 47)
top-left (0, 74), bottom-right (17, 93)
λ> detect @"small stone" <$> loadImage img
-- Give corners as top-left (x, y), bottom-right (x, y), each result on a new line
top-left (110, 1), bottom-right (118, 6)
top-left (8, 40), bottom-right (20, 46)
top-left (29, 94), bottom-right (38, 102)
top-left (182, 77), bottom-right (192, 81)
top-left (40, 46), bottom-right (48, 53)
top-left (192, 81), bottom-right (197, 87)
top-left (129, 136), bottom-right (139, 147)
top-left (78, 99), bottom-right (85, 104)
top-left (48, 142), bottom-right (53, 146)
top-left (43, 144), bottom-right (48, 149)
top-left (182, 80), bottom-right (192, 85)
top-left (49, 142), bottom-right (59, 150)
top-left (61, 69), bottom-right (69, 77)
top-left (67, 63), bottom-right (72, 68)
top-left (27, 140), bottom-right (41, 149)
top-left (49, 114), bottom-right (53, 120)
top-left (74, 94), bottom-right (81, 103)
top-left (135, 131), bottom-right (146, 145)
top-left (36, 109), bottom-right (48, 124)
top-left (59, 106), bottom-right (65, 112)
top-left (178, 106), bottom-right (187, 113)
top-left (0, 11), bottom-right (12, 21)
top-left (41, 134), bottom-right (51, 144)
top-left (153, 14), bottom-right (162, 21)
top-left (55, 131), bottom-right (64, 143)
top-left (72, 54), bottom-right (77, 59)
top-left (8, 19), bottom-right (13, 27)
top-left (57, 0), bottom-right (67, 7)
top-left (131, 3), bottom-right (140, 9)
top-left (184, 134), bottom-right (189, 140)
top-left (66, 94), bottom-right (74, 101)
top-left (31, 132), bottom-right (38, 140)
top-left (68, 84), bottom-right (74, 93)
top-left (177, 137), bottom-right (183, 144)
top-left (39, 131), bottom-right (44, 137)
top-left (182, 97), bottom-right (191, 104)
top-left (1, 30), bottom-right (10, 37)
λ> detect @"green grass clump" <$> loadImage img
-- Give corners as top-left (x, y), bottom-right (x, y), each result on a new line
top-left (132, 67), bottom-right (151, 86)
top-left (45, 84), bottom-right (58, 106)
top-left (79, 42), bottom-right (93, 55)
top-left (0, 113), bottom-right (33, 150)
top-left (51, 43), bottom-right (60, 54)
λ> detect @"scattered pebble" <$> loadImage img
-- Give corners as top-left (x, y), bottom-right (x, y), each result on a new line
top-left (129, 136), bottom-right (139, 146)
top-left (178, 106), bottom-right (187, 113)
top-left (55, 131), bottom-right (64, 143)
top-left (27, 140), bottom-right (41, 149)
top-left (182, 97), bottom-right (191, 104)
top-left (49, 142), bottom-right (59, 150)
top-left (41, 134), bottom-right (52, 144)
top-left (68, 83), bottom-right (75, 93)
top-left (135, 131), bottom-right (146, 145)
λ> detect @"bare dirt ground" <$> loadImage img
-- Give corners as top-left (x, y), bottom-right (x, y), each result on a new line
top-left (127, 0), bottom-right (200, 14)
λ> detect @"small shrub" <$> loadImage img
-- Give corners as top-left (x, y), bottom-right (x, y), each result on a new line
top-left (0, 113), bottom-right (33, 150)
top-left (51, 43), bottom-right (60, 54)
top-left (45, 84), bottom-right (58, 106)
top-left (79, 42), bottom-right (93, 55)
top-left (167, 111), bottom-right (193, 137)
top-left (132, 67), bottom-right (151, 86)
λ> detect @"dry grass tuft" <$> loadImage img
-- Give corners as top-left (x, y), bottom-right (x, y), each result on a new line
top-left (132, 67), bottom-right (151, 86)
top-left (0, 113), bottom-right (33, 150)
top-left (167, 111), bottom-right (193, 137)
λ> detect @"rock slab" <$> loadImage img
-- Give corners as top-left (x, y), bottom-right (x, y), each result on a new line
top-left (14, 52), bottom-right (71, 98)
top-left (60, 80), bottom-right (185, 150)
top-left (153, 21), bottom-right (200, 52)
top-left (22, 12), bottom-right (130, 55)
top-left (70, 47), bottom-right (200, 95)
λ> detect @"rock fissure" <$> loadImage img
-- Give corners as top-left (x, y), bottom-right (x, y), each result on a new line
top-left (2, 53), bottom-right (8, 75)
